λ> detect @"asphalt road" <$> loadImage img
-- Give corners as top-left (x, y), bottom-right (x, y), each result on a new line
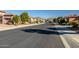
top-left (0, 24), bottom-right (64, 48)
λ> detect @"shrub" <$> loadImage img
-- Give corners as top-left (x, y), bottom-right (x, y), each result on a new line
top-left (12, 15), bottom-right (20, 25)
top-left (56, 17), bottom-right (66, 25)
top-left (69, 21), bottom-right (78, 28)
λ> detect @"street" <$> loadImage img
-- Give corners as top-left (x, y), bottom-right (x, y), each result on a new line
top-left (0, 24), bottom-right (64, 48)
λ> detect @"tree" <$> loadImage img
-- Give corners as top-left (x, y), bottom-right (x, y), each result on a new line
top-left (12, 15), bottom-right (20, 25)
top-left (57, 17), bottom-right (65, 25)
top-left (0, 16), bottom-right (2, 24)
top-left (20, 12), bottom-right (30, 24)
top-left (53, 18), bottom-right (57, 23)
top-left (65, 17), bottom-right (69, 24)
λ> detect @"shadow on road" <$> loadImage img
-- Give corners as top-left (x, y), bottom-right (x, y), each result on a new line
top-left (48, 27), bottom-right (71, 31)
top-left (21, 29), bottom-right (59, 35)
top-left (48, 27), bottom-right (79, 34)
top-left (21, 25), bottom-right (79, 35)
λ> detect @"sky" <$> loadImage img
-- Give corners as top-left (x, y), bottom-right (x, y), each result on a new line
top-left (5, 10), bottom-right (79, 19)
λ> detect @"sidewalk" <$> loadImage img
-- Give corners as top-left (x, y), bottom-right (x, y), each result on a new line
top-left (62, 34), bottom-right (79, 48)
top-left (54, 25), bottom-right (79, 48)
top-left (0, 23), bottom-right (44, 31)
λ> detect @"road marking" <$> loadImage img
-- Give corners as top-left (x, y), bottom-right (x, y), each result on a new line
top-left (60, 35), bottom-right (70, 48)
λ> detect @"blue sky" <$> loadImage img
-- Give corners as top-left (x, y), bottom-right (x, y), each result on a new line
top-left (5, 10), bottom-right (79, 19)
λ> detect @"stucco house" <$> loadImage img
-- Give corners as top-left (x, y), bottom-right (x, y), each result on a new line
top-left (29, 17), bottom-right (37, 23)
top-left (66, 14), bottom-right (79, 23)
top-left (34, 17), bottom-right (45, 23)
top-left (0, 11), bottom-right (14, 24)
top-left (29, 17), bottom-right (45, 23)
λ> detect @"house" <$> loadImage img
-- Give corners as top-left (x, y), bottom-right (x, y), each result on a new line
top-left (29, 17), bottom-right (45, 23)
top-left (0, 11), bottom-right (14, 24)
top-left (66, 14), bottom-right (79, 23)
top-left (29, 17), bottom-right (37, 23)
top-left (34, 17), bottom-right (45, 23)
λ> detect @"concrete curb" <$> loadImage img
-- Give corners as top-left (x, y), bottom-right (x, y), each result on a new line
top-left (0, 23), bottom-right (44, 31)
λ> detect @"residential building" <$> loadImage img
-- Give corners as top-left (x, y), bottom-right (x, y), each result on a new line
top-left (29, 17), bottom-right (45, 23)
top-left (29, 17), bottom-right (37, 23)
top-left (0, 11), bottom-right (14, 24)
top-left (66, 14), bottom-right (79, 23)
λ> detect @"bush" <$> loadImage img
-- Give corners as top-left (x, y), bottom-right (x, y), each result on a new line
top-left (56, 17), bottom-right (66, 25)
top-left (12, 15), bottom-right (20, 25)
top-left (69, 21), bottom-right (78, 28)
